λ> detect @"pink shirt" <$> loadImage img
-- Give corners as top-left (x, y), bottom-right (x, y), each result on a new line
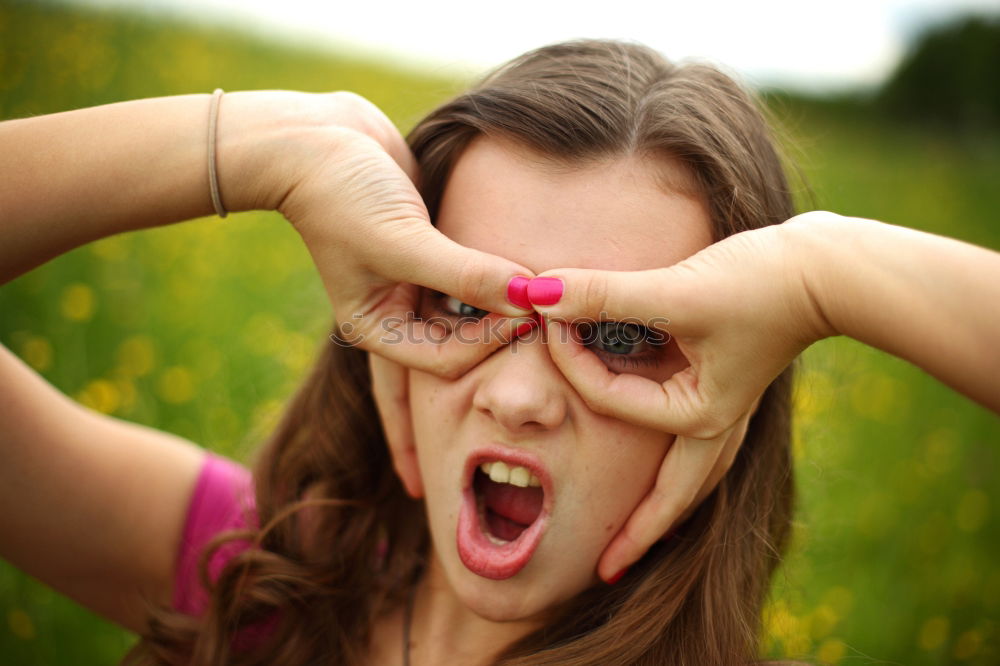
top-left (173, 453), bottom-right (255, 616)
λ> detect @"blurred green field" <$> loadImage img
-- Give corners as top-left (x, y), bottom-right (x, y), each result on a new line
top-left (1, 1), bottom-right (998, 664)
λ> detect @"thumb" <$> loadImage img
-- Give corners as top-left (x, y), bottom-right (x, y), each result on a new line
top-left (524, 266), bottom-right (706, 337)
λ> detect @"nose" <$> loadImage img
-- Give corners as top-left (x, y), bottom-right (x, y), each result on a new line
top-left (471, 329), bottom-right (568, 433)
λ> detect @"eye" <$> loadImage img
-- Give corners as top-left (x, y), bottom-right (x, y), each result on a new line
top-left (575, 321), bottom-right (667, 369)
top-left (578, 321), bottom-right (646, 355)
top-left (437, 293), bottom-right (489, 320)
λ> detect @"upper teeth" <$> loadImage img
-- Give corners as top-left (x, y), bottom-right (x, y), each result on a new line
top-left (480, 461), bottom-right (541, 488)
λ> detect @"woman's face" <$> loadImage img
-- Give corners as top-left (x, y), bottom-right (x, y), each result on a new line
top-left (390, 137), bottom-right (713, 622)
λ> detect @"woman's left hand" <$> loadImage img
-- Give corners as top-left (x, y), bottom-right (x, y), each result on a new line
top-left (523, 222), bottom-right (826, 581)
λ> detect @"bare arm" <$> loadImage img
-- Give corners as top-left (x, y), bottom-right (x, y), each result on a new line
top-left (0, 92), bottom-right (328, 283)
top-left (0, 92), bottom-right (305, 632)
top-left (0, 343), bottom-right (207, 633)
top-left (1, 95), bottom-right (211, 281)
top-left (0, 94), bottom-right (228, 632)
top-left (792, 212), bottom-right (1000, 413)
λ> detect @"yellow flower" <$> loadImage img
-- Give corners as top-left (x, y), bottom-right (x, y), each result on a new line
top-left (20, 335), bottom-right (53, 371)
top-left (917, 616), bottom-right (949, 651)
top-left (157, 366), bottom-right (196, 404)
top-left (809, 604), bottom-right (839, 639)
top-left (849, 372), bottom-right (909, 423)
top-left (815, 638), bottom-right (846, 664)
top-left (117, 335), bottom-right (157, 378)
top-left (7, 609), bottom-right (35, 640)
top-left (953, 630), bottom-right (983, 660)
top-left (90, 234), bottom-right (130, 261)
top-left (76, 379), bottom-right (122, 414)
top-left (60, 283), bottom-right (96, 321)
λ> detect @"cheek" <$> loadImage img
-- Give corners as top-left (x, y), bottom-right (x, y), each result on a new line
top-left (408, 372), bottom-right (449, 419)
top-left (565, 420), bottom-right (674, 550)
top-left (407, 371), bottom-right (465, 468)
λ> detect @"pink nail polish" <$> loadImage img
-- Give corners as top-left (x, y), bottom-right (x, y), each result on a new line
top-left (513, 320), bottom-right (536, 338)
top-left (526, 277), bottom-right (563, 306)
top-left (606, 567), bottom-right (628, 585)
top-left (506, 276), bottom-right (532, 309)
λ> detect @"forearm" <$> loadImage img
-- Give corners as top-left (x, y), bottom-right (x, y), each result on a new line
top-left (0, 91), bottom-right (336, 284)
top-left (794, 213), bottom-right (1000, 412)
top-left (0, 95), bottom-right (221, 282)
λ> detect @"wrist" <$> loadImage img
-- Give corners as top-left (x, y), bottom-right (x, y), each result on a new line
top-left (211, 91), bottom-right (286, 213)
top-left (781, 211), bottom-right (857, 342)
top-left (211, 91), bottom-right (344, 213)
top-left (213, 91), bottom-right (409, 214)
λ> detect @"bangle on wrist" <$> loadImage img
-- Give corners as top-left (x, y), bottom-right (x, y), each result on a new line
top-left (207, 88), bottom-right (228, 218)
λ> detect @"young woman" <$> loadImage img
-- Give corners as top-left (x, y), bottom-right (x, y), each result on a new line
top-left (1, 40), bottom-right (997, 665)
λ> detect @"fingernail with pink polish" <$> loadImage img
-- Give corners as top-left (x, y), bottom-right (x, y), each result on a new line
top-left (506, 276), bottom-right (532, 310)
top-left (513, 320), bottom-right (536, 338)
top-left (606, 567), bottom-right (628, 585)
top-left (527, 277), bottom-right (563, 306)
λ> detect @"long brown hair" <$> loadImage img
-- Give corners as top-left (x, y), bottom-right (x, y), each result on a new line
top-left (131, 39), bottom-right (797, 665)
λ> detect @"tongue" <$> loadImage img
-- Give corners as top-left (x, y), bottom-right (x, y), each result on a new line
top-left (483, 478), bottom-right (543, 526)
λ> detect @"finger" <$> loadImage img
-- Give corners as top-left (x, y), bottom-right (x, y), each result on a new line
top-left (332, 282), bottom-right (537, 378)
top-left (525, 267), bottom-right (705, 336)
top-left (543, 319), bottom-right (716, 437)
top-left (688, 401), bottom-right (758, 510)
top-left (596, 421), bottom-right (739, 582)
top-left (358, 313), bottom-right (538, 379)
top-left (368, 352), bottom-right (422, 498)
top-left (373, 224), bottom-right (536, 317)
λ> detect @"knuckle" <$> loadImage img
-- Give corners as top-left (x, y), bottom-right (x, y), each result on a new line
top-left (580, 271), bottom-right (609, 316)
top-left (688, 417), bottom-right (724, 441)
top-left (588, 397), bottom-right (618, 419)
top-left (454, 256), bottom-right (490, 307)
top-left (674, 396), bottom-right (728, 440)
top-left (647, 483), bottom-right (679, 509)
top-left (618, 526), bottom-right (643, 551)
top-left (577, 385), bottom-right (613, 415)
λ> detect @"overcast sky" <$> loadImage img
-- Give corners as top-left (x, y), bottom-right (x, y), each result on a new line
top-left (74, 0), bottom-right (999, 92)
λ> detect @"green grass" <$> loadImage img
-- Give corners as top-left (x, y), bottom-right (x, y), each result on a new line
top-left (2, 1), bottom-right (998, 663)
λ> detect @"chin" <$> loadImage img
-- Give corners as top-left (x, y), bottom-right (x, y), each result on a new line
top-left (436, 530), bottom-right (601, 623)
top-left (456, 579), bottom-right (545, 622)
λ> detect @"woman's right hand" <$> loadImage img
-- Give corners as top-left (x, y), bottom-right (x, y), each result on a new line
top-left (218, 91), bottom-right (535, 377)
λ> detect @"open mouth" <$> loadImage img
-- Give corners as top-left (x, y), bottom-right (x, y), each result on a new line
top-left (456, 448), bottom-right (552, 580)
top-left (475, 462), bottom-right (544, 543)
